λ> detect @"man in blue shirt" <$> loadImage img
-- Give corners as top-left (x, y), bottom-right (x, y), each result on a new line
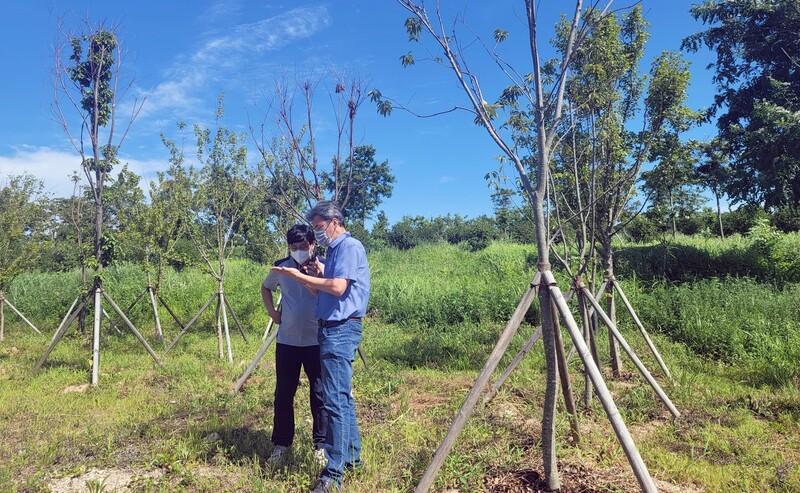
top-left (271, 201), bottom-right (370, 493)
top-left (262, 224), bottom-right (327, 465)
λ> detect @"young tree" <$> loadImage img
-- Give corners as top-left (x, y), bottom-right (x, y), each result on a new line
top-left (42, 19), bottom-right (160, 385)
top-left (0, 174), bottom-right (47, 340)
top-left (694, 137), bottom-right (731, 238)
top-left (683, 0), bottom-right (800, 210)
top-left (375, 2), bottom-right (663, 492)
top-left (323, 144), bottom-right (395, 227)
top-left (162, 94), bottom-right (254, 363)
top-left (641, 135), bottom-right (703, 238)
top-left (250, 72), bottom-right (374, 224)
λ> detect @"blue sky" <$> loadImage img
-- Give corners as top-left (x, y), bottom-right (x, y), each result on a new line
top-left (1, 0), bottom-right (718, 225)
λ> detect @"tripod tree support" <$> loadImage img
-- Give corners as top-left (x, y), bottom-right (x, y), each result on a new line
top-left (545, 270), bottom-right (659, 493)
top-left (162, 289), bottom-right (245, 361)
top-left (163, 292), bottom-right (217, 356)
top-left (578, 282), bottom-right (680, 419)
top-left (414, 273), bottom-right (540, 493)
top-left (0, 292), bottom-right (43, 341)
top-left (36, 289), bottom-right (164, 385)
top-left (611, 278), bottom-right (672, 380)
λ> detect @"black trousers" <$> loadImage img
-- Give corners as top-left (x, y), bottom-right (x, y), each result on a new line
top-left (272, 343), bottom-right (327, 448)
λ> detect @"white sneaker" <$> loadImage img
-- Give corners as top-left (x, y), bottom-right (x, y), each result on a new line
top-left (314, 447), bottom-right (326, 465)
top-left (269, 445), bottom-right (289, 463)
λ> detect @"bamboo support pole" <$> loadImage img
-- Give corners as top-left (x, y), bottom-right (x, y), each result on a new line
top-left (482, 326), bottom-right (542, 406)
top-left (122, 288), bottom-right (147, 319)
top-left (611, 279), bottom-right (671, 380)
top-left (223, 294), bottom-right (248, 342)
top-left (414, 273), bottom-right (540, 493)
top-left (147, 275), bottom-right (164, 344)
top-left (220, 292), bottom-right (234, 364)
top-left (101, 290), bottom-right (164, 367)
top-left (215, 294), bottom-right (223, 359)
top-left (578, 291), bottom-right (594, 407)
top-left (36, 299), bottom-right (86, 370)
top-left (552, 297), bottom-right (580, 444)
top-left (605, 280), bottom-right (622, 377)
top-left (544, 271), bottom-right (658, 493)
top-left (2, 297), bottom-right (43, 335)
top-left (579, 284), bottom-right (680, 419)
top-left (91, 289), bottom-right (102, 386)
top-left (233, 327), bottom-right (279, 394)
top-left (162, 292), bottom-right (217, 356)
top-left (157, 294), bottom-right (185, 330)
top-left (1, 296), bottom-right (4, 341)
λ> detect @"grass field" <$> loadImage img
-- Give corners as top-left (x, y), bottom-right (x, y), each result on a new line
top-left (1, 240), bottom-right (799, 492)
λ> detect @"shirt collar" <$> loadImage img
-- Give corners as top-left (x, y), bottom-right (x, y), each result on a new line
top-left (329, 231), bottom-right (350, 249)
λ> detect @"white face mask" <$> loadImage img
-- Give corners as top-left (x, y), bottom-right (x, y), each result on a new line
top-left (290, 249), bottom-right (311, 264)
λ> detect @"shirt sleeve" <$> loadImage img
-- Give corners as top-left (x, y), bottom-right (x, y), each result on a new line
top-left (330, 239), bottom-right (365, 282)
top-left (262, 269), bottom-right (281, 291)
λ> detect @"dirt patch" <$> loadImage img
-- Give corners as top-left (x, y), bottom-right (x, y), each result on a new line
top-left (483, 460), bottom-right (703, 493)
top-left (48, 467), bottom-right (164, 493)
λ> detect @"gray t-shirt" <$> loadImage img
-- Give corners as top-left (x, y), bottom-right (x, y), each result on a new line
top-left (262, 257), bottom-right (320, 347)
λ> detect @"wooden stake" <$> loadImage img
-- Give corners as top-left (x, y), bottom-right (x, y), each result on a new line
top-left (101, 290), bottom-right (164, 367)
top-left (147, 274), bottom-right (164, 344)
top-left (223, 294), bottom-right (248, 342)
top-left (545, 271), bottom-right (658, 493)
top-left (578, 291), bottom-right (594, 408)
top-left (482, 326), bottom-right (542, 406)
top-left (162, 292), bottom-right (217, 356)
top-left (233, 326), bottom-right (279, 394)
top-left (414, 273), bottom-right (540, 493)
top-left (605, 281), bottom-right (622, 377)
top-left (36, 299), bottom-right (86, 370)
top-left (91, 289), bottom-right (102, 386)
top-left (220, 291), bottom-right (234, 364)
top-left (157, 294), bottom-right (185, 330)
top-left (215, 293), bottom-right (223, 359)
top-left (580, 284), bottom-right (680, 418)
top-left (612, 279), bottom-right (671, 380)
top-left (552, 297), bottom-right (580, 444)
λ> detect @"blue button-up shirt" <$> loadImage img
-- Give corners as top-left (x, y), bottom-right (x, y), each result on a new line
top-left (315, 232), bottom-right (370, 321)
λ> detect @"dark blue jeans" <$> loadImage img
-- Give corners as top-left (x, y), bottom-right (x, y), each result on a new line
top-left (272, 343), bottom-right (327, 449)
top-left (318, 320), bottom-right (362, 486)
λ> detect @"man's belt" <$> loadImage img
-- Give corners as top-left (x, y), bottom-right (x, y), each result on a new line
top-left (318, 317), bottom-right (362, 329)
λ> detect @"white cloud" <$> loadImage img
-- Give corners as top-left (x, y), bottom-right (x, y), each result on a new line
top-left (439, 176), bottom-right (455, 183)
top-left (134, 6), bottom-right (332, 121)
top-left (0, 146), bottom-right (163, 199)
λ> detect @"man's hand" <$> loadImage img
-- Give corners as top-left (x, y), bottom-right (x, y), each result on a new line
top-left (305, 257), bottom-right (324, 277)
top-left (271, 266), bottom-right (303, 281)
top-left (268, 309), bottom-right (282, 324)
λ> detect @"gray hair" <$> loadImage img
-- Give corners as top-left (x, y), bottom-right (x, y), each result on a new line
top-left (306, 201), bottom-right (345, 224)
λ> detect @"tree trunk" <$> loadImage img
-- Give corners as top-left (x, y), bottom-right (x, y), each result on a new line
top-left (540, 285), bottom-right (560, 491)
top-left (715, 191), bottom-right (725, 239)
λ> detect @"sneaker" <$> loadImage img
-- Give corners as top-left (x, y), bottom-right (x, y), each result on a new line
top-left (314, 447), bottom-right (327, 465)
top-left (309, 478), bottom-right (335, 493)
top-left (269, 445), bottom-right (289, 463)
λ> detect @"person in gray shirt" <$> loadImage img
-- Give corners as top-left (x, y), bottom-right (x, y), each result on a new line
top-left (262, 224), bottom-right (327, 464)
